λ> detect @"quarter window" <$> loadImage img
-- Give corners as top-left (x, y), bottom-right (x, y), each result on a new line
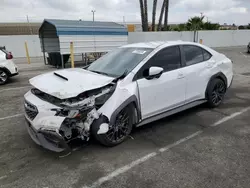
top-left (183, 45), bottom-right (203, 66)
top-left (203, 49), bottom-right (212, 61)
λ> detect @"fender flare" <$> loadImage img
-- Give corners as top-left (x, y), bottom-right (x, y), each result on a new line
top-left (109, 95), bottom-right (141, 126)
top-left (205, 72), bottom-right (228, 97)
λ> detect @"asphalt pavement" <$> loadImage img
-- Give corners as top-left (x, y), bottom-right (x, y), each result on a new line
top-left (0, 47), bottom-right (250, 188)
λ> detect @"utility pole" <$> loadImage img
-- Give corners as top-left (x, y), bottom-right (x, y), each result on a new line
top-left (91, 10), bottom-right (96, 22)
top-left (26, 15), bottom-right (33, 35)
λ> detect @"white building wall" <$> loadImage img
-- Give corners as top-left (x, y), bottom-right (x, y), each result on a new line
top-left (128, 30), bottom-right (250, 47)
top-left (128, 31), bottom-right (194, 43)
top-left (0, 35), bottom-right (42, 57)
top-left (1, 30), bottom-right (250, 58)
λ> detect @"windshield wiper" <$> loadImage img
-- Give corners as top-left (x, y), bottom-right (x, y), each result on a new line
top-left (90, 70), bottom-right (109, 76)
top-left (114, 69), bottom-right (128, 81)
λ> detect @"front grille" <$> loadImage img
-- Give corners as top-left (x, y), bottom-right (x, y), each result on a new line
top-left (24, 100), bottom-right (38, 120)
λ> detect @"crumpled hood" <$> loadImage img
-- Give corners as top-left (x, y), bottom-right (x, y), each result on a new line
top-left (29, 68), bottom-right (114, 99)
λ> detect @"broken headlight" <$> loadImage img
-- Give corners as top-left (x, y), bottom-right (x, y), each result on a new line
top-left (52, 106), bottom-right (93, 119)
top-left (95, 92), bottom-right (112, 106)
top-left (94, 84), bottom-right (116, 108)
top-left (52, 108), bottom-right (81, 118)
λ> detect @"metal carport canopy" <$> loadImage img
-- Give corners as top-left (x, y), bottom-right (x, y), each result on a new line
top-left (39, 19), bottom-right (128, 55)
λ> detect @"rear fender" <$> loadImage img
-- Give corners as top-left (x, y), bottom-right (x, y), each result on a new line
top-left (0, 66), bottom-right (11, 76)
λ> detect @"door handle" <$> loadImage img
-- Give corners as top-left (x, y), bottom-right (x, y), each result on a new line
top-left (177, 73), bottom-right (185, 79)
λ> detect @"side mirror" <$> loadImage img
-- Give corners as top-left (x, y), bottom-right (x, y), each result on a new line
top-left (143, 66), bottom-right (164, 80)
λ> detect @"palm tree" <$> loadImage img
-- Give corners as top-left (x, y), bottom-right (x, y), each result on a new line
top-left (143, 0), bottom-right (149, 31)
top-left (139, 0), bottom-right (145, 31)
top-left (163, 0), bottom-right (169, 31)
top-left (157, 0), bottom-right (166, 31)
top-left (186, 16), bottom-right (204, 31)
top-left (152, 0), bottom-right (157, 31)
top-left (186, 16), bottom-right (204, 42)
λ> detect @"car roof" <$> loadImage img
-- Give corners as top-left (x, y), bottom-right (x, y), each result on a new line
top-left (121, 41), bottom-right (203, 49)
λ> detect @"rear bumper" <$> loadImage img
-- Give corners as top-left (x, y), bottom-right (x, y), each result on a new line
top-left (228, 75), bottom-right (234, 88)
top-left (10, 72), bottom-right (18, 77)
top-left (25, 116), bottom-right (70, 153)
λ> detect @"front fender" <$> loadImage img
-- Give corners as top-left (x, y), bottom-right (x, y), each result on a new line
top-left (98, 81), bottom-right (140, 126)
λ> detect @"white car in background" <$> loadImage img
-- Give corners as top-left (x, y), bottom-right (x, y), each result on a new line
top-left (24, 41), bottom-right (233, 152)
top-left (0, 47), bottom-right (18, 85)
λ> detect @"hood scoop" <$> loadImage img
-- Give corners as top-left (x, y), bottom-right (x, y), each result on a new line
top-left (29, 68), bottom-right (114, 99)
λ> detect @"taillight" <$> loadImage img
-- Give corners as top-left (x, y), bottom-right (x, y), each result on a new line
top-left (6, 52), bottom-right (13, 60)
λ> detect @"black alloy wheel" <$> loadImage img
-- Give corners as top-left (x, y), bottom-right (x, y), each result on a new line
top-left (106, 108), bottom-right (131, 143)
top-left (211, 81), bottom-right (226, 106)
top-left (92, 104), bottom-right (134, 147)
top-left (207, 79), bottom-right (226, 108)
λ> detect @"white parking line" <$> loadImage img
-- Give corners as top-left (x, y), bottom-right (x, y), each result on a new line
top-left (21, 72), bottom-right (42, 76)
top-left (0, 175), bottom-right (7, 180)
top-left (159, 131), bottom-right (203, 152)
top-left (21, 70), bottom-right (53, 76)
top-left (240, 52), bottom-right (248, 58)
top-left (0, 114), bottom-right (23, 121)
top-left (0, 86), bottom-right (31, 93)
top-left (212, 107), bottom-right (250, 127)
top-left (82, 106), bottom-right (250, 188)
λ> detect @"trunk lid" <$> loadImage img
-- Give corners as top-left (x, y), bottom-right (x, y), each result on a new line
top-left (29, 68), bottom-right (114, 99)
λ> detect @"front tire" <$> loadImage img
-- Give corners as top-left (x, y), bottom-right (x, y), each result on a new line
top-left (207, 78), bottom-right (226, 108)
top-left (92, 104), bottom-right (134, 147)
top-left (0, 69), bottom-right (9, 85)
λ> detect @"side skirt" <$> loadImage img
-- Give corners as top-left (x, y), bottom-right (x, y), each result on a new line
top-left (136, 100), bottom-right (206, 127)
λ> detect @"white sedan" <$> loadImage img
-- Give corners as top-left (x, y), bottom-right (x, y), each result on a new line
top-left (0, 47), bottom-right (18, 85)
top-left (24, 41), bottom-right (233, 152)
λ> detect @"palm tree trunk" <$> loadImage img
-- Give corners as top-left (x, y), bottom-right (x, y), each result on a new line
top-left (152, 0), bottom-right (157, 31)
top-left (143, 0), bottom-right (149, 31)
top-left (157, 0), bottom-right (166, 31)
top-left (139, 0), bottom-right (145, 31)
top-left (163, 0), bottom-right (169, 31)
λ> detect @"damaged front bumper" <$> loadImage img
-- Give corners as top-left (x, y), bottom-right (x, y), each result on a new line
top-left (24, 90), bottom-right (108, 152)
top-left (25, 117), bottom-right (70, 152)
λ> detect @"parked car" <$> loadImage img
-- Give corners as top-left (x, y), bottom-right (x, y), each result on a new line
top-left (24, 41), bottom-right (233, 152)
top-left (248, 42), bottom-right (250, 53)
top-left (0, 46), bottom-right (18, 85)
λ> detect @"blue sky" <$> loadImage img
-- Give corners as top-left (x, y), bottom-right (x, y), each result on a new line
top-left (0, 0), bottom-right (249, 25)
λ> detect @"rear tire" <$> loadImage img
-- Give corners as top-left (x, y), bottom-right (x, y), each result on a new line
top-left (92, 104), bottom-right (134, 147)
top-left (0, 69), bottom-right (9, 85)
top-left (206, 78), bottom-right (226, 108)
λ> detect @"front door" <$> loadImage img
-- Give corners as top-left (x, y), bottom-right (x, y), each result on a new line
top-left (135, 46), bottom-right (186, 119)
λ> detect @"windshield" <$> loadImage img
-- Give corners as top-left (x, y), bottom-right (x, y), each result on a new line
top-left (87, 47), bottom-right (153, 77)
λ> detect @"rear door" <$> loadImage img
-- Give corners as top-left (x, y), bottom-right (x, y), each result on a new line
top-left (181, 45), bottom-right (214, 103)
